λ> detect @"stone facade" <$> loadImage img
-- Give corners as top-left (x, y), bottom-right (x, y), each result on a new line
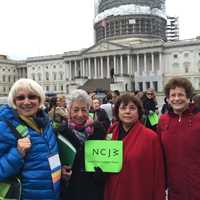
top-left (1, 37), bottom-right (200, 96)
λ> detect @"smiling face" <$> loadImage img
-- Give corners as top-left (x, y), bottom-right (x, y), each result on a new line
top-left (69, 100), bottom-right (89, 125)
top-left (14, 89), bottom-right (40, 117)
top-left (168, 87), bottom-right (190, 115)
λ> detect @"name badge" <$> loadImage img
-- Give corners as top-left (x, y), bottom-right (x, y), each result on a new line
top-left (48, 153), bottom-right (61, 191)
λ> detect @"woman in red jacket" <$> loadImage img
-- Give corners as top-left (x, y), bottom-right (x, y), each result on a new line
top-left (158, 77), bottom-right (200, 200)
top-left (104, 93), bottom-right (166, 200)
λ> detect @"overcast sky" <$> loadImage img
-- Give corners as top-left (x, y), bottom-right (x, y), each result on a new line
top-left (0, 0), bottom-right (199, 60)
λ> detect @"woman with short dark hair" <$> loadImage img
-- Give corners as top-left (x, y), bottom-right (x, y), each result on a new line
top-left (104, 93), bottom-right (165, 200)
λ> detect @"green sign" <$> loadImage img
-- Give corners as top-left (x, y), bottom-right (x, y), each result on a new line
top-left (85, 140), bottom-right (123, 173)
top-left (148, 112), bottom-right (159, 126)
top-left (0, 182), bottom-right (10, 198)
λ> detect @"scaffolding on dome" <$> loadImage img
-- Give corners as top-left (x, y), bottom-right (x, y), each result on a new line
top-left (94, 0), bottom-right (167, 42)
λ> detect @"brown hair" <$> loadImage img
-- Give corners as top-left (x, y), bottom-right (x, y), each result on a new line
top-left (114, 93), bottom-right (144, 121)
top-left (164, 77), bottom-right (193, 98)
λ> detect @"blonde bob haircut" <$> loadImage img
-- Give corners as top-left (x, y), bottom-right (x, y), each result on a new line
top-left (8, 78), bottom-right (45, 109)
top-left (66, 89), bottom-right (91, 111)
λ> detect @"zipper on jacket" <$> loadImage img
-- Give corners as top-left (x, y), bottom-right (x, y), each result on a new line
top-left (178, 115), bottom-right (181, 122)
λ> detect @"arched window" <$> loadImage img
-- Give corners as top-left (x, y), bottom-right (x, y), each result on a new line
top-left (183, 62), bottom-right (190, 73)
top-left (32, 74), bottom-right (35, 80)
top-left (197, 61), bottom-right (200, 72)
top-left (53, 72), bottom-right (57, 80)
top-left (46, 72), bottom-right (49, 80)
top-left (59, 72), bottom-right (63, 80)
top-left (38, 73), bottom-right (41, 81)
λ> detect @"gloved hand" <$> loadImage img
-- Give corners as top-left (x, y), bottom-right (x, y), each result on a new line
top-left (62, 165), bottom-right (72, 184)
top-left (92, 167), bottom-right (106, 184)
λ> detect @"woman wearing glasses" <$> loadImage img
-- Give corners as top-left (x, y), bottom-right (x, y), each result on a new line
top-left (142, 88), bottom-right (159, 131)
top-left (104, 93), bottom-right (165, 200)
top-left (0, 78), bottom-right (61, 199)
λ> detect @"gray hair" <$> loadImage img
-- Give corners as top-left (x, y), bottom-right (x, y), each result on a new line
top-left (66, 89), bottom-right (91, 110)
top-left (8, 78), bottom-right (45, 109)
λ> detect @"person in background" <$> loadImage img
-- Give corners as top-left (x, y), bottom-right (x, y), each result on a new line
top-left (90, 97), bottom-right (110, 131)
top-left (157, 77), bottom-right (200, 200)
top-left (0, 78), bottom-right (61, 199)
top-left (161, 97), bottom-right (171, 114)
top-left (48, 95), bottom-right (68, 124)
top-left (44, 96), bottom-right (51, 113)
top-left (100, 92), bottom-right (113, 123)
top-left (135, 90), bottom-right (144, 101)
top-left (142, 88), bottom-right (159, 131)
top-left (192, 93), bottom-right (200, 111)
top-left (88, 92), bottom-right (96, 101)
top-left (104, 93), bottom-right (166, 200)
top-left (112, 90), bottom-right (120, 104)
top-left (60, 89), bottom-right (107, 200)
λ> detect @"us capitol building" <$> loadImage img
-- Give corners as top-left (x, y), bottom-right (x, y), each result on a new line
top-left (1, 0), bottom-right (200, 96)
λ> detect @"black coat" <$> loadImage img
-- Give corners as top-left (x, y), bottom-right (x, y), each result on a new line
top-left (142, 97), bottom-right (158, 131)
top-left (142, 97), bottom-right (157, 115)
top-left (60, 122), bottom-right (106, 200)
top-left (93, 108), bottom-right (110, 131)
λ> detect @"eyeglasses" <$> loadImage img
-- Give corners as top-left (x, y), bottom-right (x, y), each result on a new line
top-left (119, 105), bottom-right (137, 112)
top-left (147, 93), bottom-right (153, 96)
top-left (15, 94), bottom-right (39, 101)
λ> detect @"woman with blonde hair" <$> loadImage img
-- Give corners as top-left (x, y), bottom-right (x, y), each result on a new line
top-left (0, 78), bottom-right (61, 199)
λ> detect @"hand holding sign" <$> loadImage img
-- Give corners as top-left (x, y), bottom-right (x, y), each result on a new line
top-left (85, 140), bottom-right (123, 173)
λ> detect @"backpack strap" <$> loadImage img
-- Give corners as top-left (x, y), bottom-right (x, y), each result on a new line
top-left (2, 119), bottom-right (28, 139)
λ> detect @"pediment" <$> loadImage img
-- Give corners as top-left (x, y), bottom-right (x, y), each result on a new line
top-left (83, 41), bottom-right (128, 54)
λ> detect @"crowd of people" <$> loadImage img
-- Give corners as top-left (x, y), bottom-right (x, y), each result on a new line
top-left (0, 76), bottom-right (200, 200)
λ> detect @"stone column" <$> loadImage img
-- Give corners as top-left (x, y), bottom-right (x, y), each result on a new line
top-left (100, 57), bottom-right (103, 78)
top-left (144, 53), bottom-right (147, 72)
top-left (88, 58), bottom-right (91, 79)
top-left (159, 52), bottom-right (162, 73)
top-left (127, 54), bottom-right (130, 74)
top-left (94, 57), bottom-right (97, 79)
top-left (74, 60), bottom-right (77, 77)
top-left (151, 52), bottom-right (154, 72)
top-left (120, 55), bottom-right (123, 75)
top-left (107, 56), bottom-right (110, 78)
top-left (114, 55), bottom-right (116, 75)
top-left (69, 61), bottom-right (72, 81)
top-left (136, 54), bottom-right (139, 73)
top-left (82, 59), bottom-right (85, 77)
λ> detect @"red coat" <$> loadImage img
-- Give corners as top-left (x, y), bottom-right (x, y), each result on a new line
top-left (158, 107), bottom-right (200, 200)
top-left (104, 121), bottom-right (166, 200)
